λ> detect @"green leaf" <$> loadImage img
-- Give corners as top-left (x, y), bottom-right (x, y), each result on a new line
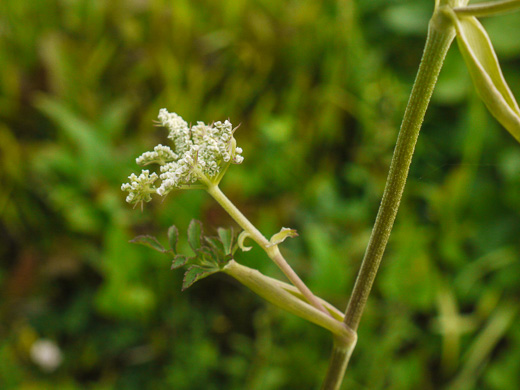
top-left (217, 227), bottom-right (233, 255)
top-left (129, 235), bottom-right (166, 252)
top-left (205, 236), bottom-right (225, 254)
top-left (168, 225), bottom-right (179, 253)
top-left (453, 14), bottom-right (520, 143)
top-left (187, 219), bottom-right (203, 251)
top-left (182, 266), bottom-right (219, 290)
top-left (195, 246), bottom-right (220, 267)
top-left (167, 222), bottom-right (236, 288)
top-left (267, 227), bottom-right (299, 247)
top-left (171, 255), bottom-right (188, 270)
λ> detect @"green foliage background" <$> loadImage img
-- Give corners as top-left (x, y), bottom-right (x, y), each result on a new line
top-left (1, 0), bottom-right (520, 388)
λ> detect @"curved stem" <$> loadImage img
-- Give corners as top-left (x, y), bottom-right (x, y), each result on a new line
top-left (343, 13), bottom-right (456, 333)
top-left (206, 184), bottom-right (332, 317)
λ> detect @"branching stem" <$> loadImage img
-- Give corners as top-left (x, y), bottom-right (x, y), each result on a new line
top-left (223, 260), bottom-right (355, 340)
top-left (207, 184), bottom-right (332, 317)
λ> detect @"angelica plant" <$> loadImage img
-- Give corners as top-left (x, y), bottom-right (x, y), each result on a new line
top-left (123, 1), bottom-right (520, 388)
top-left (123, 109), bottom-right (333, 316)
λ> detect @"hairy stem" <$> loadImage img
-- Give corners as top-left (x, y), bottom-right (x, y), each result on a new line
top-left (320, 8), bottom-right (457, 389)
top-left (320, 337), bottom-right (357, 390)
top-left (344, 10), bottom-right (456, 332)
top-left (207, 184), bottom-right (332, 317)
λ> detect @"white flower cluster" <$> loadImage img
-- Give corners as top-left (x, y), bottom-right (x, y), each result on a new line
top-left (122, 109), bottom-right (244, 207)
top-left (121, 170), bottom-right (158, 206)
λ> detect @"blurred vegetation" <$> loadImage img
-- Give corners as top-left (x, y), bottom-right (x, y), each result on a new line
top-left (1, 0), bottom-right (520, 389)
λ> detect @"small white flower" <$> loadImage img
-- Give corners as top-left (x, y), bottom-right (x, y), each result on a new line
top-left (123, 109), bottom-right (244, 206)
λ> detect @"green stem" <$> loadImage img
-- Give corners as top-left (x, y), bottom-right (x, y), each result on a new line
top-left (454, 0), bottom-right (520, 17)
top-left (206, 184), bottom-right (332, 317)
top-left (320, 8), bottom-right (456, 389)
top-left (267, 274), bottom-right (345, 321)
top-left (223, 260), bottom-right (355, 341)
top-left (344, 10), bottom-right (456, 333)
top-left (320, 337), bottom-right (357, 390)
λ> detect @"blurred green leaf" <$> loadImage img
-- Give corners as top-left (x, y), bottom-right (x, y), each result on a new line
top-left (130, 235), bottom-right (167, 253)
top-left (187, 219), bottom-right (203, 251)
top-left (168, 225), bottom-right (179, 253)
top-left (217, 227), bottom-right (234, 255)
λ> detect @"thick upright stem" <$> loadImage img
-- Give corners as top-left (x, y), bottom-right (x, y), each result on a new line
top-left (343, 13), bottom-right (456, 332)
top-left (320, 337), bottom-right (357, 390)
top-left (320, 9), bottom-right (457, 390)
top-left (206, 184), bottom-right (332, 317)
